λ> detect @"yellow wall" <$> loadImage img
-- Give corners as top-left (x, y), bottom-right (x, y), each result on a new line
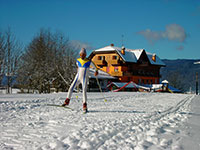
top-left (92, 52), bottom-right (161, 84)
top-left (92, 53), bottom-right (124, 76)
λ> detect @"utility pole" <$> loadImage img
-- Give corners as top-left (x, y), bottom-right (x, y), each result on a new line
top-left (121, 34), bottom-right (124, 47)
top-left (194, 61), bottom-right (200, 95)
top-left (196, 72), bottom-right (198, 95)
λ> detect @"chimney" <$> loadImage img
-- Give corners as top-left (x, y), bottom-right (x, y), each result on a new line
top-left (121, 46), bottom-right (125, 55)
top-left (152, 54), bottom-right (156, 62)
top-left (110, 43), bottom-right (114, 46)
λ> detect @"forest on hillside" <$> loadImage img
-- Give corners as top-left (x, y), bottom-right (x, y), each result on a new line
top-left (161, 59), bottom-right (200, 92)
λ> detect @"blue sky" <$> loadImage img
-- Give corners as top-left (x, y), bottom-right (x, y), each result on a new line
top-left (0, 0), bottom-right (200, 59)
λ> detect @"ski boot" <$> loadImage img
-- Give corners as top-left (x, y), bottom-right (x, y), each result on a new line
top-left (83, 103), bottom-right (88, 113)
top-left (62, 98), bottom-right (70, 107)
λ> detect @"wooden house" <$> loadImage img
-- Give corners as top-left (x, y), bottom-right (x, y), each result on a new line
top-left (89, 44), bottom-right (165, 85)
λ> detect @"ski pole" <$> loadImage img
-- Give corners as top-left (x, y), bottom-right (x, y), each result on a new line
top-left (95, 76), bottom-right (107, 102)
top-left (58, 71), bottom-right (68, 85)
top-left (58, 71), bottom-right (78, 99)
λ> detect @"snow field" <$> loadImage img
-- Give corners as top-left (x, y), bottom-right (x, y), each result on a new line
top-left (0, 92), bottom-right (194, 150)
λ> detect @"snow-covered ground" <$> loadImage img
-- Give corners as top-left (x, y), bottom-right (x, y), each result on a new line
top-left (0, 92), bottom-right (198, 150)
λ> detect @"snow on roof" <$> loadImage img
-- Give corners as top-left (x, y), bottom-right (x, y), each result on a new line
top-left (146, 52), bottom-right (165, 66)
top-left (89, 68), bottom-right (117, 79)
top-left (161, 80), bottom-right (169, 84)
top-left (194, 61), bottom-right (200, 64)
top-left (126, 49), bottom-right (144, 60)
top-left (94, 46), bottom-right (140, 63)
top-left (93, 45), bottom-right (165, 66)
top-left (116, 49), bottom-right (137, 63)
top-left (94, 46), bottom-right (116, 52)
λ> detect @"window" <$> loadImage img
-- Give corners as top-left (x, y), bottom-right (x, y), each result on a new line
top-left (142, 79), bottom-right (144, 84)
top-left (150, 80), bottom-right (153, 84)
top-left (114, 67), bottom-right (119, 72)
top-left (138, 79), bottom-right (142, 84)
top-left (97, 56), bottom-right (103, 60)
top-left (147, 80), bottom-right (149, 84)
top-left (112, 55), bottom-right (118, 60)
top-left (106, 67), bottom-right (110, 72)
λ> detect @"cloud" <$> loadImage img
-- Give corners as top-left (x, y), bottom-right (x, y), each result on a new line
top-left (163, 24), bottom-right (187, 42)
top-left (137, 29), bottom-right (162, 44)
top-left (137, 24), bottom-right (187, 44)
top-left (137, 29), bottom-right (160, 44)
top-left (69, 40), bottom-right (93, 51)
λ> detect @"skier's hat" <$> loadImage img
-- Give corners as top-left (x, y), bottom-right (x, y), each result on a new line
top-left (80, 48), bottom-right (86, 54)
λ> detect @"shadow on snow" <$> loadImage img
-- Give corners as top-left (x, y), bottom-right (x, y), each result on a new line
top-left (89, 110), bottom-right (146, 114)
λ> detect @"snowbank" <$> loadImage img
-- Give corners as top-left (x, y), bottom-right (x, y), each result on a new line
top-left (0, 92), bottom-right (195, 149)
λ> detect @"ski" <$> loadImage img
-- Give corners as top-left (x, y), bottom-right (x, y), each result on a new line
top-left (47, 104), bottom-right (89, 113)
top-left (47, 104), bottom-right (74, 110)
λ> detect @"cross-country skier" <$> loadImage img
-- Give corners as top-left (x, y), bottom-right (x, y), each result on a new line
top-left (62, 48), bottom-right (98, 113)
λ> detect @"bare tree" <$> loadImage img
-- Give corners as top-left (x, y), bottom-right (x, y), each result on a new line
top-left (17, 29), bottom-right (77, 93)
top-left (0, 28), bottom-right (21, 93)
top-left (0, 31), bottom-right (6, 83)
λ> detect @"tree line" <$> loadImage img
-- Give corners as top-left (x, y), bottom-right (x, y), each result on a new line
top-left (1, 28), bottom-right (191, 94)
top-left (0, 28), bottom-right (79, 93)
top-left (161, 59), bottom-right (200, 93)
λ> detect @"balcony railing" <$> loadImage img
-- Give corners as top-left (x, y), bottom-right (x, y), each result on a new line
top-left (110, 71), bottom-right (123, 76)
top-left (123, 72), bottom-right (132, 76)
top-left (108, 59), bottom-right (122, 65)
top-left (123, 71), bottom-right (161, 77)
top-left (95, 60), bottom-right (107, 66)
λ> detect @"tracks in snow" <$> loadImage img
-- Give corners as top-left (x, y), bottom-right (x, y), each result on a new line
top-left (62, 95), bottom-right (194, 150)
top-left (0, 93), bottom-right (195, 150)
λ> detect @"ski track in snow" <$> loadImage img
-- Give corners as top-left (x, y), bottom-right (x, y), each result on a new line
top-left (0, 92), bottom-right (195, 150)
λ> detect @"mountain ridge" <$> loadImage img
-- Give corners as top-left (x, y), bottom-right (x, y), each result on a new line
top-left (160, 59), bottom-right (200, 92)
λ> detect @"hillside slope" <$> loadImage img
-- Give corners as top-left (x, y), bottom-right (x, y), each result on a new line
top-left (161, 59), bottom-right (200, 92)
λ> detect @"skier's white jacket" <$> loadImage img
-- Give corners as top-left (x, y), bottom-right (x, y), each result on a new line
top-left (67, 58), bottom-right (97, 103)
